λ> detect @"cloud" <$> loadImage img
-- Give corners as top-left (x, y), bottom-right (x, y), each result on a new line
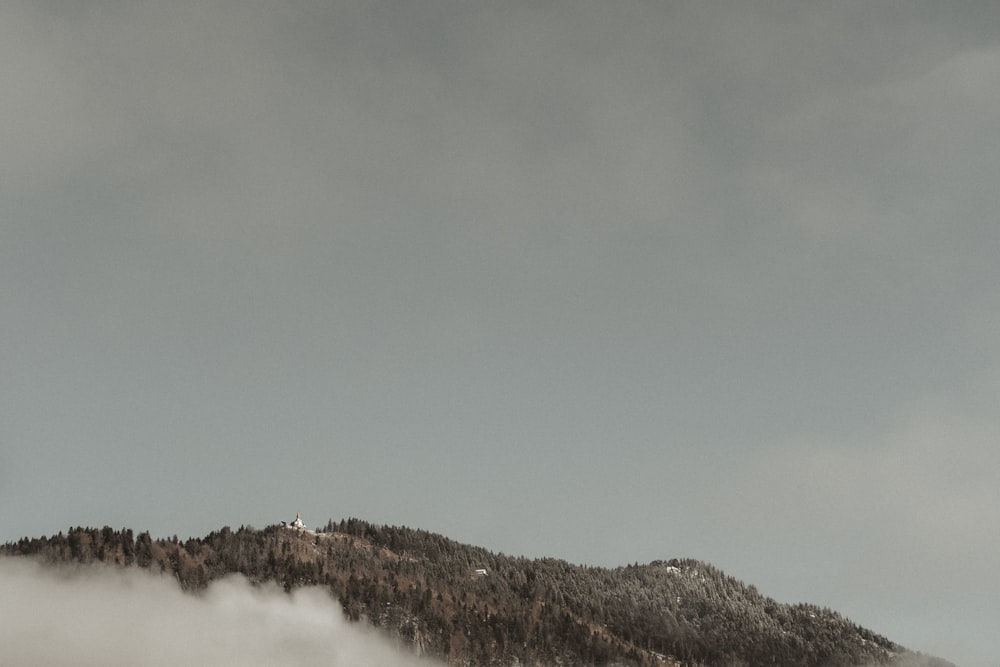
top-left (697, 399), bottom-right (1000, 666)
top-left (0, 558), bottom-right (439, 667)
top-left (719, 401), bottom-right (1000, 588)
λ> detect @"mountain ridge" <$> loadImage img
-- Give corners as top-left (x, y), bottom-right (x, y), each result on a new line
top-left (2, 519), bottom-right (954, 667)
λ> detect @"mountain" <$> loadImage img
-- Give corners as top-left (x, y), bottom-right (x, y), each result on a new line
top-left (2, 520), bottom-right (953, 667)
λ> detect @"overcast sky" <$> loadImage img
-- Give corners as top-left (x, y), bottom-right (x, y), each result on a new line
top-left (2, 2), bottom-right (998, 665)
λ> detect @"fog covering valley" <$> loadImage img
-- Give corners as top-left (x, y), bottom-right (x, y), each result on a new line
top-left (0, 557), bottom-right (437, 667)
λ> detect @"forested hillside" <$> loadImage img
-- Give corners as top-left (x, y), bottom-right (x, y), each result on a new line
top-left (2, 520), bottom-right (952, 667)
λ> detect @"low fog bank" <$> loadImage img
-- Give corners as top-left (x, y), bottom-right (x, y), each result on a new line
top-left (0, 558), bottom-right (440, 666)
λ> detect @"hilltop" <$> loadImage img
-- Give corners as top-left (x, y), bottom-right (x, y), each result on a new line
top-left (2, 519), bottom-right (954, 667)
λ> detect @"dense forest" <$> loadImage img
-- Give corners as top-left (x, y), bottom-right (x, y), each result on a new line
top-left (3, 520), bottom-right (952, 667)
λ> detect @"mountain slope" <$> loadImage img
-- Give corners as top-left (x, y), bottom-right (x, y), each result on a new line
top-left (2, 520), bottom-right (953, 667)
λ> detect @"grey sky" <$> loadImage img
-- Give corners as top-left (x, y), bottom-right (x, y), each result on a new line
top-left (2, 2), bottom-right (998, 664)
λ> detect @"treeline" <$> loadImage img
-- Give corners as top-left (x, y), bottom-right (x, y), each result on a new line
top-left (3, 521), bottom-right (953, 667)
